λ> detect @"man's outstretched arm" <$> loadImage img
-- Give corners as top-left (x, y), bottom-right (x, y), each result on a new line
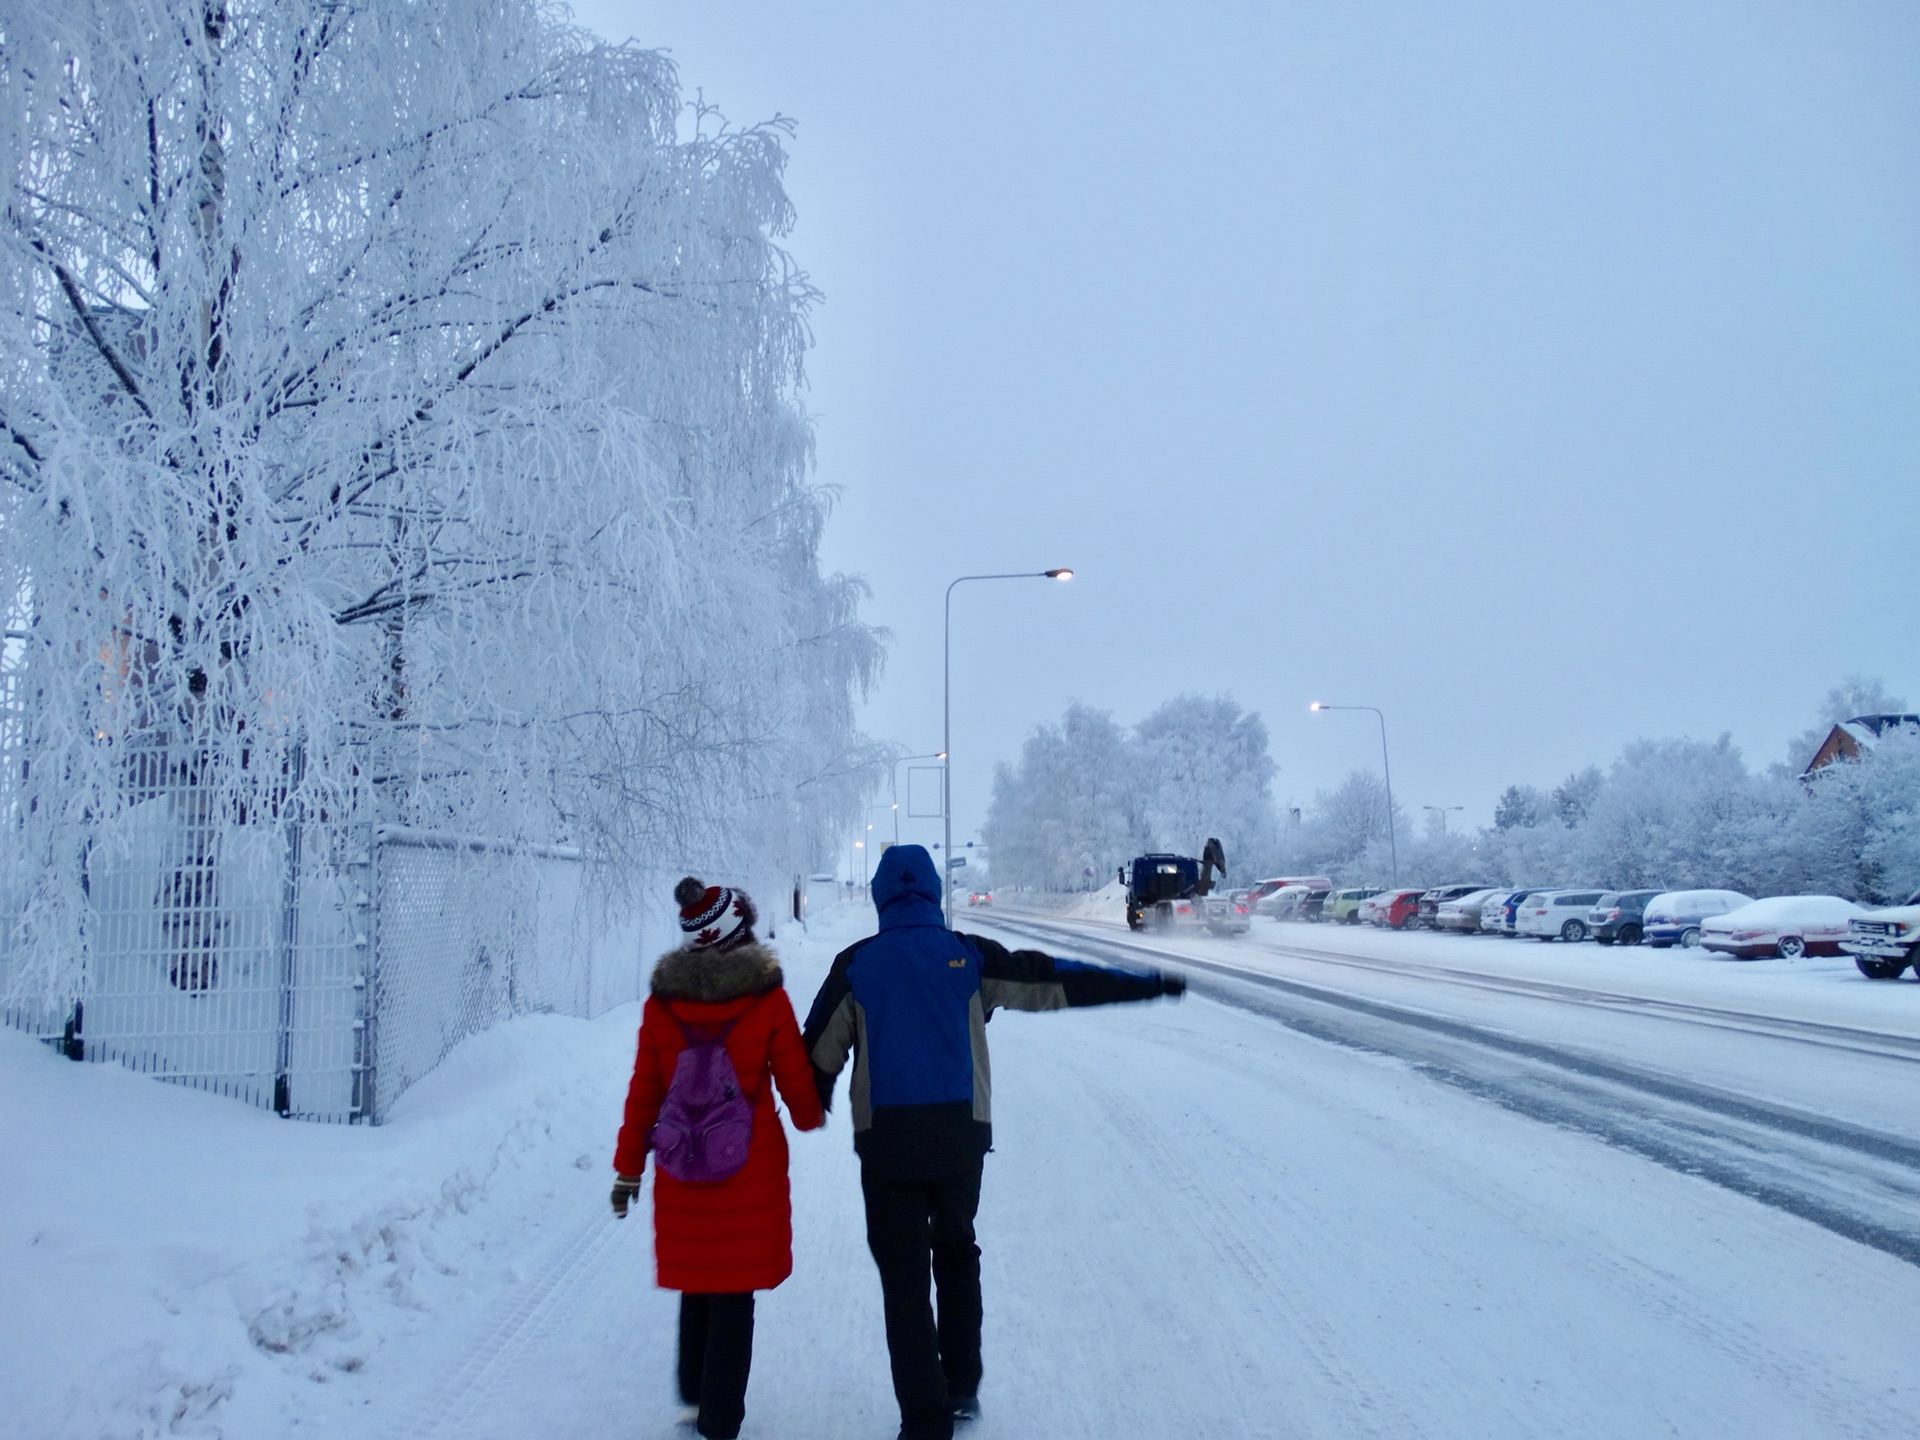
top-left (964, 932), bottom-right (1184, 1014)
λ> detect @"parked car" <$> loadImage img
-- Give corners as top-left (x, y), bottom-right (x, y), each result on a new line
top-left (1642, 890), bottom-right (1754, 949)
top-left (1324, 887), bottom-right (1383, 924)
top-left (1434, 888), bottom-right (1504, 932)
top-left (1588, 890), bottom-right (1662, 946)
top-left (1419, 883), bottom-right (1491, 928)
top-left (1699, 895), bottom-right (1861, 959)
top-left (1372, 887), bottom-right (1427, 929)
top-left (1481, 889), bottom-right (1539, 936)
top-left (1258, 884), bottom-right (1318, 919)
top-left (1841, 888), bottom-right (1920, 979)
top-left (1513, 889), bottom-right (1609, 941)
top-left (1299, 887), bottom-right (1332, 922)
top-left (1246, 875), bottom-right (1335, 912)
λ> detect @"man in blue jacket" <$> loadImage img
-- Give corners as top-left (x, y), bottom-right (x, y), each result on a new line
top-left (803, 843), bottom-right (1184, 1440)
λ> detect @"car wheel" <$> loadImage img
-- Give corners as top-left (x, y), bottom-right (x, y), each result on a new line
top-left (1619, 924), bottom-right (1642, 946)
top-left (1560, 920), bottom-right (1588, 942)
top-left (1680, 927), bottom-right (1701, 948)
top-left (1855, 957), bottom-right (1910, 981)
top-left (1776, 935), bottom-right (1805, 960)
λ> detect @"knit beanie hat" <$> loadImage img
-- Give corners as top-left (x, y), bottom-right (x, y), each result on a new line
top-left (674, 876), bottom-right (757, 953)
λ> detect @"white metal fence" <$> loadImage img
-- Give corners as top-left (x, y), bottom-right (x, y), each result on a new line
top-left (0, 750), bottom-right (646, 1123)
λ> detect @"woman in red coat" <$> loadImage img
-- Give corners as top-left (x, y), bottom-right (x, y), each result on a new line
top-left (612, 878), bottom-right (824, 1440)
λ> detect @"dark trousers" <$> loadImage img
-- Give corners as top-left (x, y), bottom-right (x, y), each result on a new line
top-left (861, 1162), bottom-right (985, 1440)
top-left (677, 1292), bottom-right (755, 1440)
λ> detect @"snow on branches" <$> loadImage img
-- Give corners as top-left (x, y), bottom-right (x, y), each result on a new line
top-left (0, 0), bottom-right (881, 990)
top-left (984, 698), bottom-right (1279, 890)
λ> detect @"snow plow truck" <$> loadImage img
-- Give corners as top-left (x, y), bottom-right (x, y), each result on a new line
top-left (1120, 839), bottom-right (1245, 935)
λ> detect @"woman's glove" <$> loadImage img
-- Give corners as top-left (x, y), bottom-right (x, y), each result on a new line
top-left (610, 1173), bottom-right (643, 1218)
top-left (1160, 972), bottom-right (1187, 998)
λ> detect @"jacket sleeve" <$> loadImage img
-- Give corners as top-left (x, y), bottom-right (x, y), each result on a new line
top-left (612, 997), bottom-right (670, 1176)
top-left (765, 988), bottom-right (825, 1132)
top-left (801, 944), bottom-right (861, 1113)
top-left (963, 932), bottom-right (1172, 1016)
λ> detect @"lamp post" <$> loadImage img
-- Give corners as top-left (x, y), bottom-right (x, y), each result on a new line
top-left (1423, 804), bottom-right (1464, 838)
top-left (890, 751), bottom-right (946, 845)
top-left (945, 569), bottom-right (1073, 921)
top-left (1310, 701), bottom-right (1398, 884)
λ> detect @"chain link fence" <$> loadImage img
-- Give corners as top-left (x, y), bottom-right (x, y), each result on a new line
top-left (0, 745), bottom-right (649, 1123)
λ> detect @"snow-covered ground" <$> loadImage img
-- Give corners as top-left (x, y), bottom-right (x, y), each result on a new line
top-left (6, 900), bottom-right (1920, 1438)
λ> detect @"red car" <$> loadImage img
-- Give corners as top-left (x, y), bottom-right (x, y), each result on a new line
top-left (1372, 887), bottom-right (1427, 930)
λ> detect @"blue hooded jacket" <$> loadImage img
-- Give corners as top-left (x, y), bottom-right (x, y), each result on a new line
top-left (803, 843), bottom-right (1176, 1178)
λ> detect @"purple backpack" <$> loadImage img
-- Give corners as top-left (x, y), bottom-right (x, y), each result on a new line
top-left (651, 1017), bottom-right (755, 1183)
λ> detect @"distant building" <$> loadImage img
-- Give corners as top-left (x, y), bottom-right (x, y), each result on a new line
top-left (1802, 714), bottom-right (1920, 777)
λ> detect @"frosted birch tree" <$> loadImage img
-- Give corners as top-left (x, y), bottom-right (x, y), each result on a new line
top-left (0, 0), bottom-right (881, 992)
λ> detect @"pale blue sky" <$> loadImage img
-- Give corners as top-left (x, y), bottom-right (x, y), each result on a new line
top-left (573, 1), bottom-right (1920, 856)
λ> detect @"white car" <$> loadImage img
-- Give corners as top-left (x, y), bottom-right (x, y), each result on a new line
top-left (1513, 889), bottom-right (1609, 941)
top-left (1643, 890), bottom-right (1754, 949)
top-left (1842, 888), bottom-right (1920, 979)
top-left (1434, 888), bottom-right (1505, 933)
top-left (1699, 895), bottom-right (1861, 959)
top-left (1257, 884), bottom-right (1316, 919)
top-left (1480, 890), bottom-right (1538, 936)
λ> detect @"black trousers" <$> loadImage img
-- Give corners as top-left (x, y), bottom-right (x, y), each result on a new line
top-left (861, 1162), bottom-right (985, 1440)
top-left (677, 1292), bottom-right (756, 1440)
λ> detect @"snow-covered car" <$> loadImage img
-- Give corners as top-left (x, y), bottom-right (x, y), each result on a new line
top-left (1643, 890), bottom-right (1754, 949)
top-left (1698, 895), bottom-right (1860, 959)
top-left (1247, 876), bottom-right (1334, 914)
top-left (1434, 888), bottom-right (1504, 933)
top-left (1588, 889), bottom-right (1663, 946)
top-left (1841, 888), bottom-right (1920, 979)
top-left (1513, 889), bottom-right (1608, 941)
top-left (1324, 888), bottom-right (1383, 924)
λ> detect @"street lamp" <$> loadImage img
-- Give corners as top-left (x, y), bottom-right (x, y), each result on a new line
top-left (945, 569), bottom-right (1073, 921)
top-left (1309, 701), bottom-right (1398, 884)
top-left (1423, 804), bottom-right (1464, 837)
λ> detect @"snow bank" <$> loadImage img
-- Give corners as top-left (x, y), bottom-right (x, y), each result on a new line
top-left (989, 881), bottom-right (1128, 925)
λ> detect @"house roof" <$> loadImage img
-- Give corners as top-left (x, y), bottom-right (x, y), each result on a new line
top-left (1803, 713), bottom-right (1920, 775)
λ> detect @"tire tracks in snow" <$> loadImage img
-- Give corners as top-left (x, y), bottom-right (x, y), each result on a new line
top-left (980, 915), bottom-right (1920, 1270)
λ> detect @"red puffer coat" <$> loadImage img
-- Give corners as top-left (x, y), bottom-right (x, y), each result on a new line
top-left (614, 941), bottom-right (824, 1293)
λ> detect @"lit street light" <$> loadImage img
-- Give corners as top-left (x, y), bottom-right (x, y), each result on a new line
top-left (945, 569), bottom-right (1073, 921)
top-left (1310, 701), bottom-right (1398, 884)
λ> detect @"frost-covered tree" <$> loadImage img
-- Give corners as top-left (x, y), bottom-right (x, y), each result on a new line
top-left (982, 694), bottom-right (1277, 889)
top-left (1550, 766), bottom-right (1604, 828)
top-left (1133, 694), bottom-right (1277, 866)
top-left (1493, 784), bottom-right (1547, 831)
top-left (0, 0), bottom-right (881, 991)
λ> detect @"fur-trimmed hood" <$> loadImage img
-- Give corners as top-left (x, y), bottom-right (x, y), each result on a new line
top-left (650, 940), bottom-right (784, 1004)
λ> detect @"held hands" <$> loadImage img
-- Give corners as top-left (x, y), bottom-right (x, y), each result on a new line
top-left (611, 1173), bottom-right (643, 1219)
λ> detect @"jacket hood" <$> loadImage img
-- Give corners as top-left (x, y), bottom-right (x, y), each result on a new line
top-left (871, 843), bottom-right (946, 929)
top-left (650, 940), bottom-right (784, 1003)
